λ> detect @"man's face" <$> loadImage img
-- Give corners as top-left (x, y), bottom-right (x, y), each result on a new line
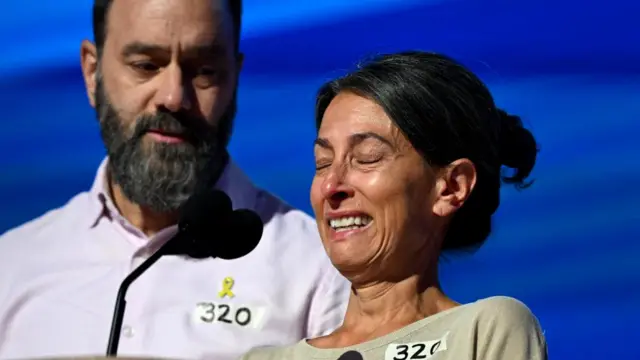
top-left (87, 0), bottom-right (240, 212)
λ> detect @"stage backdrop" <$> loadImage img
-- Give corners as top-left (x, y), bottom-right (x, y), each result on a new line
top-left (1, 1), bottom-right (639, 359)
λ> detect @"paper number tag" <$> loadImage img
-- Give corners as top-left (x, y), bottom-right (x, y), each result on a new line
top-left (384, 332), bottom-right (449, 360)
top-left (193, 301), bottom-right (266, 329)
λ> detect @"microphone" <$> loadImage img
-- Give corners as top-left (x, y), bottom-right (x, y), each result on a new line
top-left (337, 350), bottom-right (364, 360)
top-left (163, 188), bottom-right (233, 258)
top-left (213, 209), bottom-right (263, 259)
top-left (105, 189), bottom-right (263, 356)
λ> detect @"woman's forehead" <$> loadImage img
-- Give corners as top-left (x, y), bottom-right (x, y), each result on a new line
top-left (320, 94), bottom-right (394, 133)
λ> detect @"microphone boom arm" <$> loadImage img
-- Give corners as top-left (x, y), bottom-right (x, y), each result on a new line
top-left (103, 199), bottom-right (263, 356)
top-left (105, 249), bottom-right (165, 356)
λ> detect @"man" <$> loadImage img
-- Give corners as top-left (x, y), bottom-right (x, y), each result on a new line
top-left (0, 0), bottom-right (349, 359)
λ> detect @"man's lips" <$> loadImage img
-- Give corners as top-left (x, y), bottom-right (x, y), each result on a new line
top-left (146, 130), bottom-right (188, 143)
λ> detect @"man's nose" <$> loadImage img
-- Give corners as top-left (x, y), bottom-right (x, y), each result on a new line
top-left (153, 66), bottom-right (193, 113)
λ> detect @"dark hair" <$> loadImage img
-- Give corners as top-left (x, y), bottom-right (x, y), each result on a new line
top-left (315, 51), bottom-right (538, 251)
top-left (92, 0), bottom-right (242, 54)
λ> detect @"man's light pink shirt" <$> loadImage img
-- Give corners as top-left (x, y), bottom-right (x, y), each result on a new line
top-left (0, 158), bottom-right (350, 360)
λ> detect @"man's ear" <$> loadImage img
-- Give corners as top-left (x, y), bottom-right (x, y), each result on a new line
top-left (431, 158), bottom-right (477, 217)
top-left (80, 39), bottom-right (99, 108)
top-left (236, 52), bottom-right (244, 73)
top-left (234, 52), bottom-right (244, 88)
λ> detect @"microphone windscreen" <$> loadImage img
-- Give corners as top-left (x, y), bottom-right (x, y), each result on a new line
top-left (178, 189), bottom-right (232, 235)
top-left (337, 351), bottom-right (364, 360)
top-left (215, 209), bottom-right (264, 260)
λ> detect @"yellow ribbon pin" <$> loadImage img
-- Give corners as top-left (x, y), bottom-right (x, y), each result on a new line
top-left (218, 276), bottom-right (235, 298)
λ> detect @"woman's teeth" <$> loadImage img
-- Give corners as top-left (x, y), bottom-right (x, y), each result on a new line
top-left (329, 216), bottom-right (372, 232)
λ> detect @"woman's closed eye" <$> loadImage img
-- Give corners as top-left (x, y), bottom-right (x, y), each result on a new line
top-left (315, 158), bottom-right (332, 171)
top-left (355, 155), bottom-right (382, 165)
top-left (354, 150), bottom-right (385, 165)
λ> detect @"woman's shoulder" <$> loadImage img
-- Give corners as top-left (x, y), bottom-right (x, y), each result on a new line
top-left (465, 295), bottom-right (540, 325)
top-left (460, 296), bottom-right (547, 359)
top-left (396, 296), bottom-right (546, 360)
top-left (463, 296), bottom-right (546, 353)
top-left (396, 295), bottom-right (543, 341)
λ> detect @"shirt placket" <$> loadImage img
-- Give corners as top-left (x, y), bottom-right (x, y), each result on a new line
top-left (116, 224), bottom-right (177, 355)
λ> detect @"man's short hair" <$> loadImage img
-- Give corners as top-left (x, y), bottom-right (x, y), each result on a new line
top-left (92, 0), bottom-right (243, 53)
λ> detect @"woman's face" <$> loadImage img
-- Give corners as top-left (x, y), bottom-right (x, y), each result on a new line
top-left (311, 92), bottom-right (443, 282)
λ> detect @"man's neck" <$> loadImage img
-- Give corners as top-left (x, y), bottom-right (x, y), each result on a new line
top-left (109, 181), bottom-right (178, 237)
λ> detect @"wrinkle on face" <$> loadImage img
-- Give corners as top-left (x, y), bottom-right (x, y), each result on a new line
top-left (311, 92), bottom-right (439, 285)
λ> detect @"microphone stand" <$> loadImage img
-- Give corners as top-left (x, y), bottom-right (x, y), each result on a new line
top-left (105, 248), bottom-right (166, 356)
top-left (104, 153), bottom-right (230, 357)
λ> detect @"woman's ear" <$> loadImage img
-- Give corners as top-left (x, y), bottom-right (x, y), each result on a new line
top-left (431, 158), bottom-right (477, 217)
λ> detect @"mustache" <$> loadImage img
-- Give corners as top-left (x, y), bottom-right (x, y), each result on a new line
top-left (130, 111), bottom-right (215, 143)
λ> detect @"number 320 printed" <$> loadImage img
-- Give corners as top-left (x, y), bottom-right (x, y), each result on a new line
top-left (194, 302), bottom-right (256, 327)
top-left (385, 333), bottom-right (449, 360)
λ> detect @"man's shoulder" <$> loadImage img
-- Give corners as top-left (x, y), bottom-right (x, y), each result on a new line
top-left (246, 188), bottom-right (339, 281)
top-left (254, 188), bottom-right (319, 240)
top-left (0, 191), bottom-right (91, 250)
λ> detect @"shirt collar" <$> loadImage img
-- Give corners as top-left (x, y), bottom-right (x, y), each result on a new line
top-left (87, 158), bottom-right (114, 228)
top-left (87, 156), bottom-right (258, 229)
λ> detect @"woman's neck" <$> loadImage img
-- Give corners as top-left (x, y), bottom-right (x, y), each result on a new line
top-left (309, 273), bottom-right (458, 349)
top-left (343, 275), bottom-right (456, 329)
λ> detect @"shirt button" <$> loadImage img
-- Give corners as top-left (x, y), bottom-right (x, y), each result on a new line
top-left (122, 325), bottom-right (135, 338)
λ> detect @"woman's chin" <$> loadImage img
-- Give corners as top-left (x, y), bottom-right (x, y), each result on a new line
top-left (327, 250), bottom-right (376, 276)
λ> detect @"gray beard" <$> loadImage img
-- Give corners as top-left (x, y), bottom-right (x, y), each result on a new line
top-left (94, 77), bottom-right (230, 213)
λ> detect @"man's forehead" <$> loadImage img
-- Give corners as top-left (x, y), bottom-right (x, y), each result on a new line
top-left (106, 0), bottom-right (231, 44)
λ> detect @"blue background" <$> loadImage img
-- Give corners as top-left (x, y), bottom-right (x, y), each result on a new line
top-left (1, 0), bottom-right (639, 358)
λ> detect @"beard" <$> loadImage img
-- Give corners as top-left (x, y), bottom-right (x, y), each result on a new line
top-left (94, 74), bottom-right (235, 213)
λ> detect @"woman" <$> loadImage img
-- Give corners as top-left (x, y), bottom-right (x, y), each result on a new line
top-left (241, 51), bottom-right (547, 360)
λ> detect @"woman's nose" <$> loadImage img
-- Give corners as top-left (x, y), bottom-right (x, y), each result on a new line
top-left (321, 169), bottom-right (355, 209)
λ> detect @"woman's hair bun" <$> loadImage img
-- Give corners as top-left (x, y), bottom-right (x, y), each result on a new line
top-left (497, 109), bottom-right (538, 188)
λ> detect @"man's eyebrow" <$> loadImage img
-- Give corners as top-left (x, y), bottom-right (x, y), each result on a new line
top-left (121, 42), bottom-right (169, 57)
top-left (121, 42), bottom-right (227, 58)
top-left (183, 44), bottom-right (227, 58)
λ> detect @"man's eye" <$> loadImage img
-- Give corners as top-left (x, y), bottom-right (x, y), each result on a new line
top-left (198, 67), bottom-right (218, 76)
top-left (133, 62), bottom-right (159, 72)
